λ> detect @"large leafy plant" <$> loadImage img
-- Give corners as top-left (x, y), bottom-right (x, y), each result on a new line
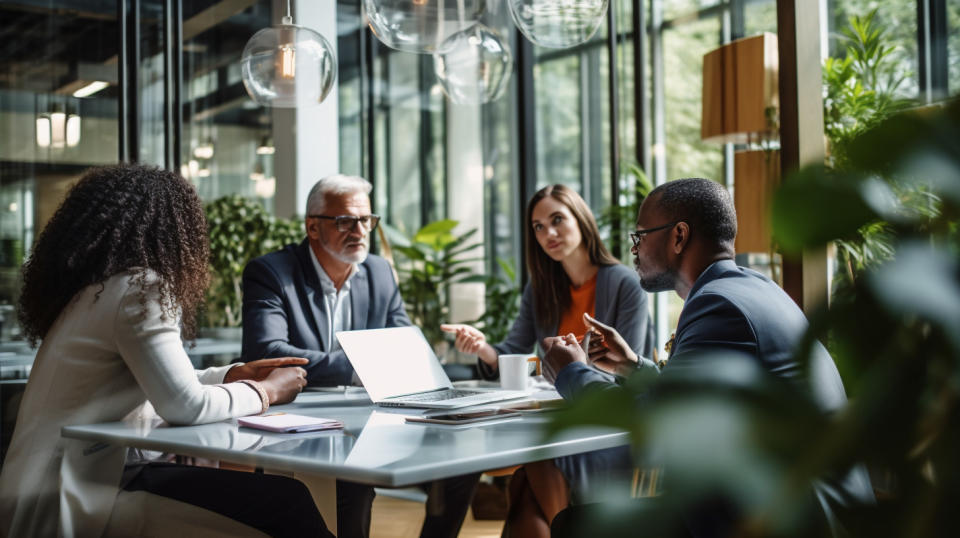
top-left (545, 101), bottom-right (960, 536)
top-left (598, 162), bottom-right (655, 262)
top-left (204, 195), bottom-right (302, 327)
top-left (822, 9), bottom-right (917, 291)
top-left (383, 219), bottom-right (483, 347)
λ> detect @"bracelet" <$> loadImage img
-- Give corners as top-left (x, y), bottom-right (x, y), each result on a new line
top-left (240, 380), bottom-right (270, 414)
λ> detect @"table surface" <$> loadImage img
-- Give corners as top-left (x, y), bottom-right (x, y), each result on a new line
top-left (62, 392), bottom-right (628, 487)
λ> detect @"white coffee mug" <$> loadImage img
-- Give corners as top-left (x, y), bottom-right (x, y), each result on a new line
top-left (498, 354), bottom-right (540, 391)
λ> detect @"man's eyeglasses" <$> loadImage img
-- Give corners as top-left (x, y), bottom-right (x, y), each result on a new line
top-left (309, 214), bottom-right (381, 233)
top-left (629, 220), bottom-right (681, 248)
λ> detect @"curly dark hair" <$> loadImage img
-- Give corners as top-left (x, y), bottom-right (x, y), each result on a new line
top-left (18, 163), bottom-right (210, 345)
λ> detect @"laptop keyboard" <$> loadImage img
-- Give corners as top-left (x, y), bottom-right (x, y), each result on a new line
top-left (398, 389), bottom-right (485, 402)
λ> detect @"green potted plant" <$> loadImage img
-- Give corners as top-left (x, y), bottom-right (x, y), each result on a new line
top-left (822, 9), bottom-right (916, 295)
top-left (202, 195), bottom-right (303, 335)
top-left (382, 219), bottom-right (484, 357)
top-left (598, 162), bottom-right (655, 262)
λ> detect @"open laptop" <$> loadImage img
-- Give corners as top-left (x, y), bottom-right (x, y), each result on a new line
top-left (336, 326), bottom-right (528, 409)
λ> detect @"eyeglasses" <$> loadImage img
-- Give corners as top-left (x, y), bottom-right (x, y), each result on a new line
top-left (309, 214), bottom-right (381, 233)
top-left (629, 220), bottom-right (681, 248)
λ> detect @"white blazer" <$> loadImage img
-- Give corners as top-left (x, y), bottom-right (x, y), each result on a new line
top-left (0, 271), bottom-right (263, 537)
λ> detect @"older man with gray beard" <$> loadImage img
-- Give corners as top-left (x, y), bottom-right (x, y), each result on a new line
top-left (241, 174), bottom-right (478, 538)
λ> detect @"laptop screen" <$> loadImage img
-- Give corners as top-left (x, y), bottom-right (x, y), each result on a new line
top-left (336, 327), bottom-right (453, 402)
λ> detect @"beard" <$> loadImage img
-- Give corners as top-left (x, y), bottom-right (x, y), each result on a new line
top-left (322, 236), bottom-right (369, 265)
top-left (635, 258), bottom-right (678, 293)
top-left (639, 270), bottom-right (677, 293)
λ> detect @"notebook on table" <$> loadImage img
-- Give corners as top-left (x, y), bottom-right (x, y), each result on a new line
top-left (335, 326), bottom-right (528, 409)
top-left (238, 413), bottom-right (344, 433)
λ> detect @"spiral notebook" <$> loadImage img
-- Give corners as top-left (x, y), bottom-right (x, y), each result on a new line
top-left (238, 413), bottom-right (344, 433)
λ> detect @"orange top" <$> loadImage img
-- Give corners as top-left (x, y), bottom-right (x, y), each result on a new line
top-left (556, 273), bottom-right (597, 338)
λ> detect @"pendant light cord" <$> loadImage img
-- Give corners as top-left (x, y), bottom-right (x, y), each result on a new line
top-left (282, 0), bottom-right (292, 25)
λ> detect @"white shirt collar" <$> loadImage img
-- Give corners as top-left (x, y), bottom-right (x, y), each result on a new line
top-left (309, 248), bottom-right (358, 295)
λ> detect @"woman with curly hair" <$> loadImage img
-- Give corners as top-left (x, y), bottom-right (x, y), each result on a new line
top-left (0, 164), bottom-right (331, 537)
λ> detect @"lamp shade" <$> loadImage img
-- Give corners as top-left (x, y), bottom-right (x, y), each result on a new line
top-left (507, 0), bottom-right (608, 49)
top-left (701, 33), bottom-right (778, 144)
top-left (364, 0), bottom-right (485, 54)
top-left (241, 23), bottom-right (337, 107)
top-left (434, 23), bottom-right (513, 105)
top-left (734, 149), bottom-right (780, 253)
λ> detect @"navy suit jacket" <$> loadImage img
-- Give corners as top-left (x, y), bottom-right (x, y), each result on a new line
top-left (555, 259), bottom-right (874, 534)
top-left (241, 239), bottom-right (411, 386)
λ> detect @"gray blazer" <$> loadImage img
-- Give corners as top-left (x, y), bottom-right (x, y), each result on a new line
top-left (481, 263), bottom-right (653, 379)
top-left (241, 239), bottom-right (411, 386)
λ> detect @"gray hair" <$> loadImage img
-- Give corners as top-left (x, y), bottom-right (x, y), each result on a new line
top-left (306, 174), bottom-right (373, 215)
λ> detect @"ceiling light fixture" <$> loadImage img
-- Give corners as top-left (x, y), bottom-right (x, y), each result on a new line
top-left (240, 0), bottom-right (337, 107)
top-left (36, 104), bottom-right (80, 149)
top-left (72, 81), bottom-right (110, 98)
top-left (256, 136), bottom-right (275, 155)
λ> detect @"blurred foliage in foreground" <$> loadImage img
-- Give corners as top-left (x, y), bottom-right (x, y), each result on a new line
top-left (547, 100), bottom-right (960, 536)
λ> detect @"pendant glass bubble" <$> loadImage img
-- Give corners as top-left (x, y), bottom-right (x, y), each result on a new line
top-left (434, 24), bottom-right (513, 105)
top-left (241, 24), bottom-right (337, 107)
top-left (364, 0), bottom-right (486, 54)
top-left (507, 0), bottom-right (608, 49)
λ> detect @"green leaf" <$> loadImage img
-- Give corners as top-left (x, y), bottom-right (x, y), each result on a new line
top-left (772, 165), bottom-right (880, 252)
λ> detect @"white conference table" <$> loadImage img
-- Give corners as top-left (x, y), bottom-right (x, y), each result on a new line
top-left (61, 391), bottom-right (628, 532)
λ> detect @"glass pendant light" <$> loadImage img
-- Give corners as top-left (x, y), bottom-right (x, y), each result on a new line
top-left (240, 0), bottom-right (337, 107)
top-left (364, 0), bottom-right (485, 54)
top-left (434, 23), bottom-right (512, 105)
top-left (507, 0), bottom-right (608, 49)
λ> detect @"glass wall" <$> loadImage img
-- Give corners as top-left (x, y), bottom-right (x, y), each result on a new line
top-left (0, 2), bottom-right (120, 342)
top-left (1, 0), bottom-right (957, 350)
top-left (180, 0), bottom-right (276, 208)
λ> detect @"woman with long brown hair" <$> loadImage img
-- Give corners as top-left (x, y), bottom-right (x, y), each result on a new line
top-left (0, 164), bottom-right (330, 537)
top-left (442, 184), bottom-right (652, 536)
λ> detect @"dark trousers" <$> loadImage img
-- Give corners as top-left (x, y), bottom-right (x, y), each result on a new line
top-left (124, 463), bottom-right (332, 538)
top-left (336, 473), bottom-right (480, 538)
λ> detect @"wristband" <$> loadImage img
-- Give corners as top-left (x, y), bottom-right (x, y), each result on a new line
top-left (240, 380), bottom-right (270, 414)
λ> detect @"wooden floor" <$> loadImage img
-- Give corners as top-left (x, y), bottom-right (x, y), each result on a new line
top-left (369, 495), bottom-right (503, 538)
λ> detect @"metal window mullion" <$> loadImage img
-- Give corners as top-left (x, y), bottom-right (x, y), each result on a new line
top-left (118, 0), bottom-right (128, 162)
top-left (579, 54), bottom-right (590, 204)
top-left (632, 0), bottom-right (650, 176)
top-left (418, 54), bottom-right (433, 227)
top-left (649, 0), bottom-right (669, 354)
top-left (515, 32), bottom-right (537, 288)
top-left (162, 0), bottom-right (183, 171)
top-left (917, 0), bottom-right (949, 103)
top-left (607, 0), bottom-right (621, 252)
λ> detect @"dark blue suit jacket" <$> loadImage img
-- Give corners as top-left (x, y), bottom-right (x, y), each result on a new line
top-left (241, 239), bottom-right (411, 386)
top-left (555, 259), bottom-right (874, 534)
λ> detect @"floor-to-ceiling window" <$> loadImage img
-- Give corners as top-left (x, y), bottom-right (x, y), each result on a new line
top-left (0, 2), bottom-right (120, 342)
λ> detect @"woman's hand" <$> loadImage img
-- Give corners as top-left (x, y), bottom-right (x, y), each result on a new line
top-left (582, 313), bottom-right (638, 377)
top-left (258, 366), bottom-right (308, 405)
top-left (224, 357), bottom-right (309, 383)
top-left (440, 324), bottom-right (498, 368)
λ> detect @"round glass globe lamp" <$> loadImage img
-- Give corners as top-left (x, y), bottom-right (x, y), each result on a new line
top-left (434, 24), bottom-right (513, 105)
top-left (507, 0), bottom-right (608, 49)
top-left (364, 0), bottom-right (486, 54)
top-left (241, 23), bottom-right (337, 107)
